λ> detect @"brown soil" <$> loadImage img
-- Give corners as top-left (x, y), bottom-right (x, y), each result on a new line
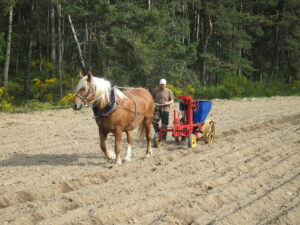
top-left (0, 96), bottom-right (299, 225)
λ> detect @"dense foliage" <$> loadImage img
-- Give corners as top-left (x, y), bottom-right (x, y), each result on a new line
top-left (0, 0), bottom-right (299, 111)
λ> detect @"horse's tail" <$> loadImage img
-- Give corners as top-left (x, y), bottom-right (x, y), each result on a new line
top-left (138, 115), bottom-right (154, 142)
top-left (138, 124), bottom-right (146, 142)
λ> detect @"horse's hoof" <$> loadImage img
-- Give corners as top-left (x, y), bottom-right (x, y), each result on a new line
top-left (106, 153), bottom-right (116, 160)
top-left (123, 158), bottom-right (131, 163)
top-left (110, 163), bottom-right (121, 169)
top-left (145, 153), bottom-right (152, 158)
top-left (107, 159), bottom-right (114, 164)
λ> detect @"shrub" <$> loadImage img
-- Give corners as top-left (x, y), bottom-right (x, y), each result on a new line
top-left (290, 80), bottom-right (300, 96)
top-left (0, 86), bottom-right (13, 112)
top-left (18, 100), bottom-right (57, 112)
top-left (30, 77), bottom-right (60, 101)
top-left (185, 84), bottom-right (195, 95)
top-left (59, 93), bottom-right (75, 107)
top-left (168, 83), bottom-right (183, 98)
top-left (7, 82), bottom-right (24, 99)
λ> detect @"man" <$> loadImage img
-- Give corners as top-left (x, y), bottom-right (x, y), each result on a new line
top-left (152, 78), bottom-right (174, 140)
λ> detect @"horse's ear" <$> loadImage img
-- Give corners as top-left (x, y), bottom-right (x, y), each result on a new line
top-left (79, 72), bottom-right (84, 78)
top-left (87, 72), bottom-right (93, 82)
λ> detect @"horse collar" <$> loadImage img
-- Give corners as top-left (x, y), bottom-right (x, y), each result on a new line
top-left (93, 81), bottom-right (117, 119)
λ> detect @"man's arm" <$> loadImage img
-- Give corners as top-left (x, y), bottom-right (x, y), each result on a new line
top-left (164, 99), bottom-right (174, 105)
top-left (164, 89), bottom-right (174, 105)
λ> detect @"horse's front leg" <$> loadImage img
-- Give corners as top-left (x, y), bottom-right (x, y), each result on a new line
top-left (124, 130), bottom-right (133, 162)
top-left (145, 118), bottom-right (153, 158)
top-left (98, 127), bottom-right (115, 160)
top-left (113, 126), bottom-right (123, 167)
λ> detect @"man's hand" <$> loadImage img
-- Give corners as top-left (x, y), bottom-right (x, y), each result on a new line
top-left (155, 103), bottom-right (167, 106)
top-left (155, 100), bottom-right (174, 106)
top-left (164, 99), bottom-right (174, 105)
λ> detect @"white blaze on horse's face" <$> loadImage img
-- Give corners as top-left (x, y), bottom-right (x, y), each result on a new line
top-left (73, 74), bottom-right (94, 111)
top-left (73, 88), bottom-right (86, 110)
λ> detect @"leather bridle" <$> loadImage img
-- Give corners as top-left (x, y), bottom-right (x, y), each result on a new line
top-left (75, 83), bottom-right (96, 105)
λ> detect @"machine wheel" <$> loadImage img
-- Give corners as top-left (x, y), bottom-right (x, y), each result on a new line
top-left (188, 134), bottom-right (197, 148)
top-left (203, 120), bottom-right (215, 144)
top-left (153, 133), bottom-right (162, 148)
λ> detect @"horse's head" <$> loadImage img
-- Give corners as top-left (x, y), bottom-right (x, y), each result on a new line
top-left (73, 72), bottom-right (96, 110)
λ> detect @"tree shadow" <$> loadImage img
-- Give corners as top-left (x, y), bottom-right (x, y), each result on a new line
top-left (0, 153), bottom-right (106, 167)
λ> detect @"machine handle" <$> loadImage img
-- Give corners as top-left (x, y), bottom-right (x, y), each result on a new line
top-left (155, 103), bottom-right (168, 106)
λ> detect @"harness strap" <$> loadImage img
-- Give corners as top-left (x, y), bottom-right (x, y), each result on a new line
top-left (93, 82), bottom-right (117, 119)
top-left (115, 103), bottom-right (155, 119)
top-left (92, 82), bottom-right (154, 120)
top-left (128, 97), bottom-right (137, 127)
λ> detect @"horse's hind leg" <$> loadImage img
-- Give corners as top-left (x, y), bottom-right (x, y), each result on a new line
top-left (113, 127), bottom-right (123, 167)
top-left (99, 127), bottom-right (115, 160)
top-left (124, 130), bottom-right (133, 162)
top-left (145, 118), bottom-right (153, 158)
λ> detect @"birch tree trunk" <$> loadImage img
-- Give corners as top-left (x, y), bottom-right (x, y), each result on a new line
top-left (15, 12), bottom-right (20, 75)
top-left (269, 0), bottom-right (285, 81)
top-left (3, 7), bottom-right (13, 87)
top-left (24, 37), bottom-right (32, 98)
top-left (24, 2), bottom-right (34, 98)
top-left (68, 14), bottom-right (87, 74)
top-left (196, 12), bottom-right (200, 41)
top-left (200, 13), bottom-right (212, 86)
top-left (51, 3), bottom-right (56, 76)
top-left (84, 18), bottom-right (91, 67)
top-left (57, 3), bottom-right (63, 98)
top-left (36, 0), bottom-right (42, 72)
top-left (238, 3), bottom-right (243, 76)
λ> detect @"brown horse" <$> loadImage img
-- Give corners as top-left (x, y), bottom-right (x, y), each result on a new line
top-left (73, 73), bottom-right (155, 167)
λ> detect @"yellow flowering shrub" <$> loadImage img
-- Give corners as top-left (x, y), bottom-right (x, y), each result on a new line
top-left (186, 84), bottom-right (195, 95)
top-left (167, 83), bottom-right (197, 98)
top-left (59, 93), bottom-right (75, 106)
top-left (45, 77), bottom-right (59, 86)
top-left (45, 93), bottom-right (53, 102)
top-left (30, 61), bottom-right (37, 68)
top-left (0, 86), bottom-right (13, 111)
top-left (44, 62), bottom-right (54, 72)
top-left (30, 77), bottom-right (59, 101)
top-left (167, 84), bottom-right (183, 97)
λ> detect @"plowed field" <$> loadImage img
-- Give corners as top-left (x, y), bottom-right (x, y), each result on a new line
top-left (0, 96), bottom-right (299, 225)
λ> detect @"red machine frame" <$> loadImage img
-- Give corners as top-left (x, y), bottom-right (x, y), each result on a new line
top-left (153, 95), bottom-right (215, 148)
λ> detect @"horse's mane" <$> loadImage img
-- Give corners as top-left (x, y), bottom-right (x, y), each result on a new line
top-left (76, 76), bottom-right (127, 108)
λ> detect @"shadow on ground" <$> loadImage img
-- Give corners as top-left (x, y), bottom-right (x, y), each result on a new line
top-left (0, 153), bottom-right (105, 167)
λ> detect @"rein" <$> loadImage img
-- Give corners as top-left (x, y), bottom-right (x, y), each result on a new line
top-left (76, 93), bottom-right (94, 101)
top-left (116, 100), bottom-right (154, 118)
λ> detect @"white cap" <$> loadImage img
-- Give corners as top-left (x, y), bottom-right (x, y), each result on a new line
top-left (159, 79), bottom-right (167, 85)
